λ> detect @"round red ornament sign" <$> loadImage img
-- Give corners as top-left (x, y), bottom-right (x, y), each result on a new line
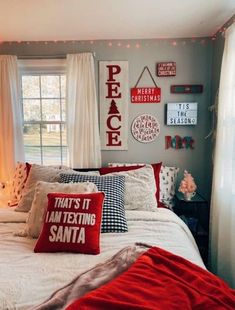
top-left (131, 114), bottom-right (160, 143)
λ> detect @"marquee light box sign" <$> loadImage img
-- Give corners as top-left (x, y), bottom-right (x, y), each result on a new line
top-left (166, 102), bottom-right (198, 125)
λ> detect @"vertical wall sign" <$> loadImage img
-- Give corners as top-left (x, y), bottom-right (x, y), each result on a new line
top-left (99, 61), bottom-right (129, 150)
top-left (157, 62), bottom-right (176, 77)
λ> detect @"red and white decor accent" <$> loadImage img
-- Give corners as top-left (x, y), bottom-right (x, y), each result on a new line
top-left (99, 61), bottom-right (129, 150)
top-left (131, 66), bottom-right (161, 103)
top-left (131, 114), bottom-right (160, 143)
top-left (157, 62), bottom-right (176, 77)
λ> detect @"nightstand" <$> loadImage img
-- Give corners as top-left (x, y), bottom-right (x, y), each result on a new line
top-left (174, 192), bottom-right (210, 265)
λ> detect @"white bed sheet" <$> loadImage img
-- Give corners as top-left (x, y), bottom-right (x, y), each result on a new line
top-left (0, 206), bottom-right (28, 223)
top-left (0, 209), bottom-right (204, 310)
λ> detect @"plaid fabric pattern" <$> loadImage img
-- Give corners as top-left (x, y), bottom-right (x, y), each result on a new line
top-left (59, 174), bottom-right (128, 233)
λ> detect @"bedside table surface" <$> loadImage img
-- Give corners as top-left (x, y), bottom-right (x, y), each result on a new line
top-left (175, 192), bottom-right (206, 203)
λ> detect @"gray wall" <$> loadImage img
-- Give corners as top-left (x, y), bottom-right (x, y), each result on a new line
top-left (0, 38), bottom-right (214, 199)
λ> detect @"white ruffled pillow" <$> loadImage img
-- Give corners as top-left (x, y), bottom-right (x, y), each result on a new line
top-left (107, 165), bottom-right (157, 211)
top-left (17, 181), bottom-right (98, 238)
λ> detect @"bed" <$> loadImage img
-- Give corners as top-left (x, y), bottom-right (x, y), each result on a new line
top-left (0, 163), bottom-right (234, 309)
top-left (0, 204), bottom-right (204, 309)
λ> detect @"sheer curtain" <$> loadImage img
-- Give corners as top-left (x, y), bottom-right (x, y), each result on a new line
top-left (0, 55), bottom-right (24, 183)
top-left (66, 53), bottom-right (101, 168)
top-left (210, 24), bottom-right (235, 288)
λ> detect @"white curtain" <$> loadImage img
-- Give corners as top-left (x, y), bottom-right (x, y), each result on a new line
top-left (0, 55), bottom-right (24, 183)
top-left (66, 53), bottom-right (101, 168)
top-left (210, 24), bottom-right (235, 288)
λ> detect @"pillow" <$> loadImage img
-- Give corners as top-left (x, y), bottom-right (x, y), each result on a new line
top-left (34, 192), bottom-right (105, 254)
top-left (106, 162), bottom-right (162, 207)
top-left (15, 165), bottom-right (98, 213)
top-left (159, 165), bottom-right (179, 209)
top-left (9, 162), bottom-right (31, 206)
top-left (60, 174), bottom-right (127, 233)
top-left (23, 181), bottom-right (98, 238)
top-left (100, 165), bottom-right (158, 211)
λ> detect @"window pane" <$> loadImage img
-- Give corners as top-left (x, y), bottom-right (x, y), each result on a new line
top-left (42, 147), bottom-right (62, 165)
top-left (62, 147), bottom-right (68, 165)
top-left (41, 75), bottom-right (60, 98)
top-left (61, 99), bottom-right (66, 121)
top-left (62, 125), bottom-right (67, 146)
top-left (41, 99), bottom-right (61, 121)
top-left (23, 99), bottom-right (41, 121)
top-left (23, 124), bottom-right (40, 146)
top-left (42, 127), bottom-right (61, 146)
top-left (24, 146), bottom-right (41, 164)
top-left (60, 75), bottom-right (66, 98)
top-left (22, 76), bottom-right (40, 98)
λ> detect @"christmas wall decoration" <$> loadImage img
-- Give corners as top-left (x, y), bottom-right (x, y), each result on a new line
top-left (131, 66), bottom-right (161, 103)
top-left (166, 102), bottom-right (198, 125)
top-left (99, 61), bottom-right (129, 150)
top-left (131, 114), bottom-right (160, 143)
top-left (157, 62), bottom-right (176, 77)
top-left (171, 85), bottom-right (203, 94)
top-left (165, 136), bottom-right (195, 149)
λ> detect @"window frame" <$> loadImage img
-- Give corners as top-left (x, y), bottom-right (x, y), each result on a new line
top-left (18, 59), bottom-right (67, 165)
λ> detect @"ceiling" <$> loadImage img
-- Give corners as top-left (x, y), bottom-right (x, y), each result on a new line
top-left (0, 0), bottom-right (234, 42)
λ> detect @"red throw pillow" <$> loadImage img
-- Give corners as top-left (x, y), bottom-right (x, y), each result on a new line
top-left (34, 192), bottom-right (105, 255)
top-left (99, 163), bottom-right (162, 206)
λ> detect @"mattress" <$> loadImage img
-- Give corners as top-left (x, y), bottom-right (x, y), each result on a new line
top-left (0, 208), bottom-right (204, 309)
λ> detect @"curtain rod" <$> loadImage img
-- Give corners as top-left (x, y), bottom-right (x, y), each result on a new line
top-left (17, 52), bottom-right (96, 60)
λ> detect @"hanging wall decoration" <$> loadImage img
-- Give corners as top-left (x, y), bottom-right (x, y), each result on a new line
top-left (157, 62), bottom-right (176, 77)
top-left (99, 61), bottom-right (129, 150)
top-left (131, 66), bottom-right (161, 103)
top-left (166, 102), bottom-right (198, 125)
top-left (171, 84), bottom-right (203, 93)
top-left (131, 114), bottom-right (160, 143)
top-left (165, 136), bottom-right (195, 149)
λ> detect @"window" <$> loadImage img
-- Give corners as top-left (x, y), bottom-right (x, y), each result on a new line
top-left (19, 59), bottom-right (67, 165)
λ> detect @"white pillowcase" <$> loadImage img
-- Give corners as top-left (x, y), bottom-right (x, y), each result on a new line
top-left (159, 165), bottom-right (179, 209)
top-left (15, 164), bottom-right (74, 212)
top-left (108, 165), bottom-right (157, 211)
top-left (108, 162), bottom-right (179, 209)
top-left (18, 181), bottom-right (98, 238)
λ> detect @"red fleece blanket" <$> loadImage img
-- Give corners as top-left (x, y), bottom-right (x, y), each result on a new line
top-left (67, 247), bottom-right (235, 310)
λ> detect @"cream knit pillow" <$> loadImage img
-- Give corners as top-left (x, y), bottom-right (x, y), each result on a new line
top-left (18, 181), bottom-right (98, 238)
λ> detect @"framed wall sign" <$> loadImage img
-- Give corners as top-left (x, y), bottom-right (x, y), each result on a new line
top-left (166, 102), bottom-right (198, 125)
top-left (171, 84), bottom-right (203, 93)
top-left (131, 66), bottom-right (161, 103)
top-left (131, 87), bottom-right (161, 103)
top-left (99, 61), bottom-right (129, 150)
top-left (157, 62), bottom-right (176, 77)
top-left (131, 114), bottom-right (160, 143)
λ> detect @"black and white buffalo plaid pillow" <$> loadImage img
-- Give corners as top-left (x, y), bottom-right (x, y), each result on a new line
top-left (59, 174), bottom-right (127, 233)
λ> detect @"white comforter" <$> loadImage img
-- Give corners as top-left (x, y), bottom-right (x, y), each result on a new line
top-left (0, 208), bottom-right (204, 310)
